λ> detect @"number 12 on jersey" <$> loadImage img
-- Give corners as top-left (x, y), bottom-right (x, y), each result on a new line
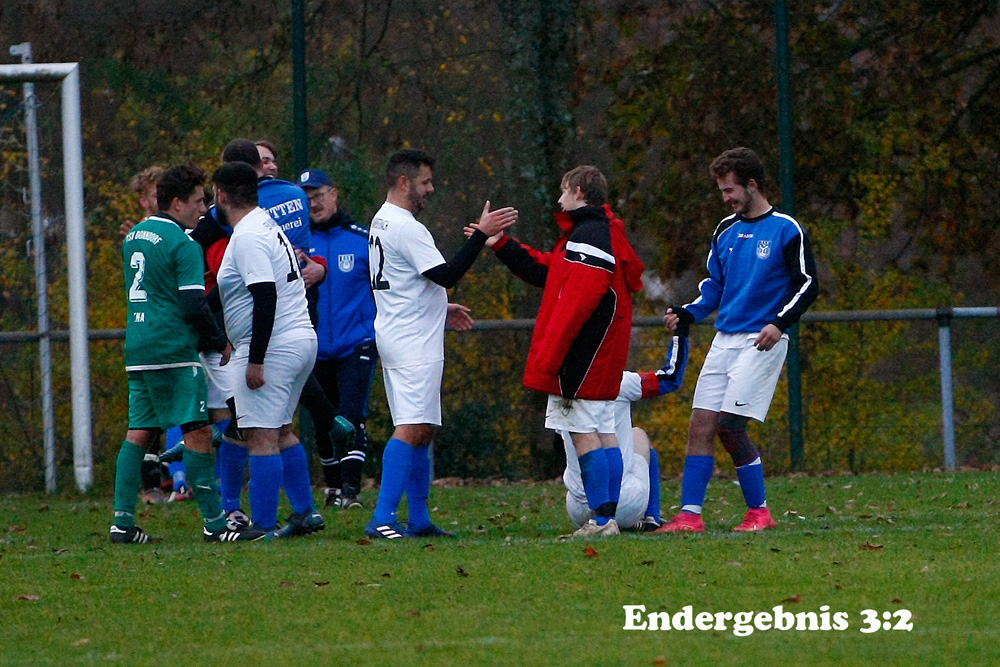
top-left (369, 235), bottom-right (390, 291)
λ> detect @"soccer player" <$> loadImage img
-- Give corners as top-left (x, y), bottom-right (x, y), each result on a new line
top-left (213, 161), bottom-right (323, 538)
top-left (111, 164), bottom-right (265, 544)
top-left (256, 139), bottom-right (280, 178)
top-left (561, 335), bottom-right (688, 533)
top-left (192, 139), bottom-right (329, 524)
top-left (658, 147), bottom-right (818, 533)
top-left (119, 166), bottom-right (180, 504)
top-left (298, 167), bottom-right (377, 509)
top-left (365, 149), bottom-right (517, 539)
top-left (475, 166), bottom-right (645, 538)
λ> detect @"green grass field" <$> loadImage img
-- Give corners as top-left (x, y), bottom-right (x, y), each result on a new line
top-left (1, 470), bottom-right (996, 666)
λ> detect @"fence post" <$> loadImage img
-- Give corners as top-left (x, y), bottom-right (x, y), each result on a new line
top-left (936, 308), bottom-right (956, 470)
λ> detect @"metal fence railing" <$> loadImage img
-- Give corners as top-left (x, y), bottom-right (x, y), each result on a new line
top-left (1, 306), bottom-right (998, 492)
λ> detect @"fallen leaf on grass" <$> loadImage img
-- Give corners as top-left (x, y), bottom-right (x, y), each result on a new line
top-left (782, 594), bottom-right (802, 603)
top-left (860, 542), bottom-right (883, 551)
top-left (583, 546), bottom-right (599, 558)
top-left (356, 539), bottom-right (372, 546)
top-left (70, 573), bottom-right (83, 580)
top-left (72, 638), bottom-right (90, 646)
top-left (279, 581), bottom-right (293, 588)
top-left (407, 609), bottom-right (420, 617)
top-left (835, 585), bottom-right (844, 590)
top-left (381, 572), bottom-right (391, 579)
top-left (313, 581), bottom-right (329, 587)
top-left (950, 501), bottom-right (970, 509)
top-left (653, 658), bottom-right (667, 666)
top-left (770, 547), bottom-right (781, 553)
top-left (53, 548), bottom-right (68, 555)
top-left (640, 560), bottom-right (654, 566)
top-left (892, 598), bottom-right (903, 604)
top-left (456, 565), bottom-right (469, 577)
top-left (16, 594), bottom-right (39, 601)
top-left (422, 544), bottom-right (435, 551)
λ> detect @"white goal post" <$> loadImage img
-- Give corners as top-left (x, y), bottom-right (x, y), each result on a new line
top-left (0, 62), bottom-right (92, 492)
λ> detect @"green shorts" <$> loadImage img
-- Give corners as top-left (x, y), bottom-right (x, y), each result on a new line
top-left (128, 365), bottom-right (209, 430)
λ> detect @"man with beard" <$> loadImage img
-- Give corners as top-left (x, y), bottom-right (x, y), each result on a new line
top-left (365, 149), bottom-right (517, 539)
top-left (659, 147), bottom-right (818, 533)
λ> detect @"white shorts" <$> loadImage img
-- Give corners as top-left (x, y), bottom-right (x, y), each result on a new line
top-left (566, 457), bottom-right (649, 529)
top-left (383, 361), bottom-right (443, 426)
top-left (692, 332), bottom-right (788, 422)
top-left (232, 335), bottom-right (317, 429)
top-left (544, 396), bottom-right (615, 434)
top-left (200, 350), bottom-right (239, 410)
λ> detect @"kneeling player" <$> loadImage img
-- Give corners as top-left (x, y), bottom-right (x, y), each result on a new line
top-left (561, 335), bottom-right (688, 533)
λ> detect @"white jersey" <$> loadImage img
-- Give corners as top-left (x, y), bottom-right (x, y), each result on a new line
top-left (368, 201), bottom-right (448, 369)
top-left (562, 371), bottom-right (644, 500)
top-left (218, 206), bottom-right (314, 349)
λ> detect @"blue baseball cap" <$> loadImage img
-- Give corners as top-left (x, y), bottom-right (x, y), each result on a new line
top-left (298, 169), bottom-right (334, 189)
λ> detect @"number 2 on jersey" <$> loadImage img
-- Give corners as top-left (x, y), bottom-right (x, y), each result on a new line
top-left (128, 252), bottom-right (148, 302)
top-left (369, 235), bottom-right (390, 291)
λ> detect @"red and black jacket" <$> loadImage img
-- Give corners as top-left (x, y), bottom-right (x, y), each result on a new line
top-left (493, 204), bottom-right (644, 400)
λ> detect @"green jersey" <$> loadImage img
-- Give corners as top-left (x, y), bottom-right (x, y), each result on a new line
top-left (122, 214), bottom-right (205, 370)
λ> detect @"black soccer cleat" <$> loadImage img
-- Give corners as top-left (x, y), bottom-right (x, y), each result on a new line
top-left (364, 521), bottom-right (406, 540)
top-left (225, 509), bottom-right (252, 529)
top-left (109, 525), bottom-right (160, 544)
top-left (339, 494), bottom-right (364, 510)
top-left (203, 524), bottom-right (268, 543)
top-left (406, 523), bottom-right (457, 539)
top-left (269, 510), bottom-right (326, 539)
top-left (638, 516), bottom-right (663, 533)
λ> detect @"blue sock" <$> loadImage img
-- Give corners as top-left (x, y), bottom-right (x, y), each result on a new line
top-left (168, 461), bottom-right (187, 491)
top-left (372, 438), bottom-right (416, 526)
top-left (605, 446), bottom-right (623, 504)
top-left (164, 427), bottom-right (187, 491)
top-left (280, 443), bottom-right (315, 515)
top-left (645, 448), bottom-right (661, 522)
top-left (218, 440), bottom-right (248, 513)
top-left (248, 453), bottom-right (283, 530)
top-left (166, 426), bottom-right (184, 449)
top-left (680, 455), bottom-right (714, 515)
top-left (406, 444), bottom-right (432, 530)
top-left (578, 449), bottom-right (611, 526)
top-left (212, 419), bottom-right (231, 446)
top-left (736, 456), bottom-right (767, 508)
top-left (212, 420), bottom-right (231, 480)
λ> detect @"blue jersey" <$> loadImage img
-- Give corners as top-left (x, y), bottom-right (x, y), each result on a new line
top-left (311, 211), bottom-right (376, 360)
top-left (685, 208), bottom-right (818, 333)
top-left (257, 177), bottom-right (313, 254)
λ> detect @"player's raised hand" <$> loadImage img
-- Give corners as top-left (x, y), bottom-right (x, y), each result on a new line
top-left (753, 324), bottom-right (782, 351)
top-left (664, 305), bottom-right (694, 338)
top-left (470, 200), bottom-right (517, 241)
top-left (446, 302), bottom-right (474, 332)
